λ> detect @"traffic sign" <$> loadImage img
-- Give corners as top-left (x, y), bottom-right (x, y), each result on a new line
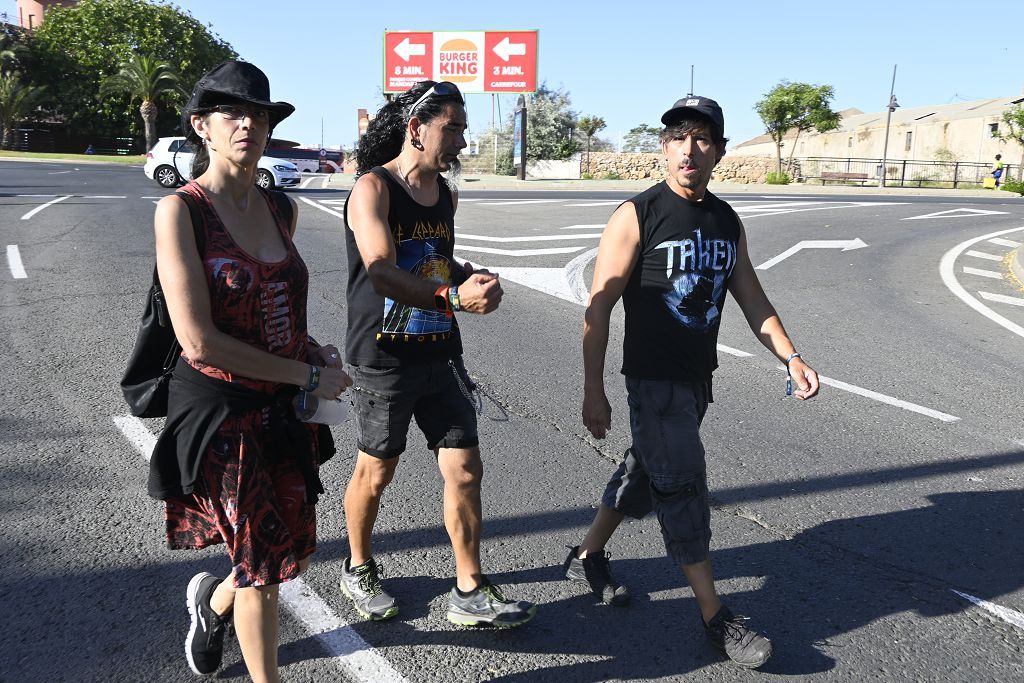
top-left (384, 30), bottom-right (538, 94)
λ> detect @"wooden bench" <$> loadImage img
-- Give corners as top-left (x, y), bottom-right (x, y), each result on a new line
top-left (820, 170), bottom-right (871, 185)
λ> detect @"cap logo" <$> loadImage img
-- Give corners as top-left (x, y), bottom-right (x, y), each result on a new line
top-left (685, 98), bottom-right (700, 106)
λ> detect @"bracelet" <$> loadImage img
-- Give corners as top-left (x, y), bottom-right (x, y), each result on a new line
top-left (785, 352), bottom-right (801, 366)
top-left (305, 364), bottom-right (321, 391)
top-left (434, 284), bottom-right (452, 318)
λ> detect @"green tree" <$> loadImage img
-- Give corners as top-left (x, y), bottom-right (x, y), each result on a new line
top-left (755, 81), bottom-right (841, 173)
top-left (100, 53), bottom-right (184, 151)
top-left (998, 104), bottom-right (1024, 182)
top-left (0, 72), bottom-right (46, 149)
top-left (524, 82), bottom-right (581, 161)
top-left (622, 123), bottom-right (661, 153)
top-left (30, 0), bottom-right (235, 145)
top-left (577, 114), bottom-right (606, 175)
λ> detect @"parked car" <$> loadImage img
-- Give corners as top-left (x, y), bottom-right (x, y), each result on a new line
top-left (143, 136), bottom-right (301, 190)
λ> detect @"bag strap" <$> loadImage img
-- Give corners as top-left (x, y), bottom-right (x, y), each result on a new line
top-left (174, 190), bottom-right (207, 254)
top-left (267, 189), bottom-right (295, 236)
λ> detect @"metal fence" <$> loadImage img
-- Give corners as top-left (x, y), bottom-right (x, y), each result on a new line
top-left (799, 157), bottom-right (1016, 189)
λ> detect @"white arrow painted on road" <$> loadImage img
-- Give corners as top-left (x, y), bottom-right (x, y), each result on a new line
top-left (492, 37), bottom-right (526, 61)
top-left (394, 37), bottom-right (426, 62)
top-left (755, 239), bottom-right (868, 270)
top-left (903, 207), bottom-right (1009, 220)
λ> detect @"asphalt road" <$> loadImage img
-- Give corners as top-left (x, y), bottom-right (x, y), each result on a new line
top-left (2, 160), bottom-right (1022, 682)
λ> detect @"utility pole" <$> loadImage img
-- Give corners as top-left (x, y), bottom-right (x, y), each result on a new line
top-left (688, 65), bottom-right (694, 96)
top-left (880, 64), bottom-right (899, 187)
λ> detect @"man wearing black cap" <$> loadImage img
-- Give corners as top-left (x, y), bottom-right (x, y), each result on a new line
top-left (563, 96), bottom-right (819, 669)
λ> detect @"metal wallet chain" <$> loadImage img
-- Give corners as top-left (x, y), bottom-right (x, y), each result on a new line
top-left (449, 359), bottom-right (483, 414)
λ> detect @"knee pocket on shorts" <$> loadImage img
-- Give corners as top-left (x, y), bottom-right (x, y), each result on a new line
top-left (650, 476), bottom-right (709, 542)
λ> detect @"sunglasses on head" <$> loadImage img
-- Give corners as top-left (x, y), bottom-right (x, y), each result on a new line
top-left (409, 82), bottom-right (463, 118)
top-left (209, 104), bottom-right (270, 122)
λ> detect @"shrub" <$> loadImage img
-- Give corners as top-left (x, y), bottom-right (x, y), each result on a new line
top-left (766, 171), bottom-right (790, 185)
top-left (603, 171), bottom-right (622, 180)
top-left (581, 171), bottom-right (594, 180)
top-left (1001, 179), bottom-right (1024, 196)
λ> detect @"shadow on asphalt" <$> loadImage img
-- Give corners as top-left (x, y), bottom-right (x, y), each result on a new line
top-left (4, 451), bottom-right (1021, 680)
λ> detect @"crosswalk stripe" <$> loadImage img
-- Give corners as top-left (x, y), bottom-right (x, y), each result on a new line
top-left (978, 291), bottom-right (1024, 307)
top-left (963, 266), bottom-right (1004, 279)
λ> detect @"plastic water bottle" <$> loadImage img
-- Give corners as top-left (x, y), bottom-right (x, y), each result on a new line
top-left (294, 390), bottom-right (349, 425)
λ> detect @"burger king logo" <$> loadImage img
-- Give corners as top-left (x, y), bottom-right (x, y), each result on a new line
top-left (438, 38), bottom-right (479, 83)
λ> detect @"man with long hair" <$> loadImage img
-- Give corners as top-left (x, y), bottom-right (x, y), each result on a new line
top-left (340, 80), bottom-right (536, 627)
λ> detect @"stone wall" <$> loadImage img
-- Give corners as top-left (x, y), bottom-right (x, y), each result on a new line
top-left (583, 152), bottom-right (800, 183)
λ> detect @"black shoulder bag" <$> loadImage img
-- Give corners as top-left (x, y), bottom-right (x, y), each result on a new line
top-left (120, 192), bottom-right (205, 418)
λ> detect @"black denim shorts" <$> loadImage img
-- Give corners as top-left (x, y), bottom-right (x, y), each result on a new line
top-left (349, 357), bottom-right (479, 459)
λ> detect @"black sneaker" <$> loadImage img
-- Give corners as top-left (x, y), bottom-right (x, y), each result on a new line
top-left (563, 545), bottom-right (630, 606)
top-left (703, 605), bottom-right (773, 669)
top-left (446, 578), bottom-right (537, 628)
top-left (340, 557), bottom-right (399, 621)
top-left (185, 572), bottom-right (231, 676)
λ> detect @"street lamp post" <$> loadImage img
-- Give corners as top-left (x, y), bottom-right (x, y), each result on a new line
top-left (880, 65), bottom-right (899, 188)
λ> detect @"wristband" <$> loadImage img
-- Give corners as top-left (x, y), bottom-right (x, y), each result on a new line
top-left (449, 285), bottom-right (461, 312)
top-left (434, 284), bottom-right (453, 318)
top-left (305, 364), bottom-right (321, 391)
top-left (785, 352), bottom-right (801, 365)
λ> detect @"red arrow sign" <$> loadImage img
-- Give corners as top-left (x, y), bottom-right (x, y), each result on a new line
top-left (483, 31), bottom-right (537, 93)
top-left (384, 32), bottom-right (433, 92)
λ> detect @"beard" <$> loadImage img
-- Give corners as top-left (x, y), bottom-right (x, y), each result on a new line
top-left (443, 157), bottom-right (462, 192)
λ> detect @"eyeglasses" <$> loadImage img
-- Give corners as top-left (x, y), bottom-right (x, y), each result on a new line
top-left (210, 105), bottom-right (270, 123)
top-left (409, 82), bottom-right (463, 118)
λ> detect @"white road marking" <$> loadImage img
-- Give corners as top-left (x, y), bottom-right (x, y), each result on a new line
top-left (47, 170), bottom-right (72, 175)
top-left (21, 194), bottom-right (71, 220)
top-left (17, 193), bottom-right (57, 198)
top-left (319, 199), bottom-right (347, 205)
top-left (940, 227), bottom-right (1024, 340)
top-left (453, 244), bottom-right (584, 256)
top-left (496, 267), bottom-right (578, 303)
top-left (140, 196), bottom-right (162, 199)
top-left (299, 175), bottom-right (319, 189)
top-left (475, 199), bottom-right (563, 206)
top-left (816, 375), bottom-right (960, 423)
top-left (6, 245), bottom-right (27, 279)
top-left (565, 201), bottom-right (621, 207)
top-left (738, 202), bottom-right (907, 220)
top-left (565, 247), bottom-right (599, 303)
top-left (755, 238), bottom-right (868, 270)
top-left (717, 344), bottom-right (754, 358)
top-left (457, 232), bottom-right (601, 243)
top-left (904, 207), bottom-right (1009, 220)
top-left (962, 266), bottom-right (1004, 279)
top-left (560, 224), bottom-right (606, 230)
top-left (964, 250), bottom-right (1004, 261)
top-left (978, 291), bottom-right (1024, 307)
top-left (112, 415), bottom-right (410, 683)
top-left (951, 590), bottom-right (1024, 632)
top-left (989, 237), bottom-right (1022, 248)
top-left (299, 196), bottom-right (345, 220)
top-left (83, 195), bottom-right (126, 199)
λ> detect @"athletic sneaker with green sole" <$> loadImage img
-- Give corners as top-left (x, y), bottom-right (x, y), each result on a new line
top-left (703, 605), bottom-right (773, 669)
top-left (446, 579), bottom-right (537, 628)
top-left (340, 557), bottom-right (399, 620)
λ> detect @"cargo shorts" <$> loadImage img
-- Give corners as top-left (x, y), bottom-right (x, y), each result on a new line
top-left (600, 377), bottom-right (712, 566)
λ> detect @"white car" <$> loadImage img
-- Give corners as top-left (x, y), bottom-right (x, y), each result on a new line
top-left (144, 136), bottom-right (301, 190)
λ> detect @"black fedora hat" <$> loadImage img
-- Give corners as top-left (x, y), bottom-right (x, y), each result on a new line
top-left (181, 61), bottom-right (294, 136)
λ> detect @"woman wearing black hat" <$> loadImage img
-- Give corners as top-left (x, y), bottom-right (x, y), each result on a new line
top-left (149, 60), bottom-right (350, 681)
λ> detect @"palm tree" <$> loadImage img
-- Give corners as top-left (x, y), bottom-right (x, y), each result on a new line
top-left (100, 54), bottom-right (184, 152)
top-left (577, 115), bottom-right (606, 176)
top-left (0, 72), bottom-right (46, 150)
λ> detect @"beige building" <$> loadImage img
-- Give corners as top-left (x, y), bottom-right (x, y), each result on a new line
top-left (735, 96), bottom-right (1024, 166)
top-left (16, 0), bottom-right (76, 30)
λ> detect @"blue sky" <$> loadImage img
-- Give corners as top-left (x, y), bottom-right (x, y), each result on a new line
top-left (12, 0), bottom-right (1024, 152)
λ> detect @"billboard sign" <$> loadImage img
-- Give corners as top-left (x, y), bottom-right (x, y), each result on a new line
top-left (384, 30), bottom-right (538, 94)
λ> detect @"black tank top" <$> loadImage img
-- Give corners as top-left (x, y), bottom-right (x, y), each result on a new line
top-left (621, 182), bottom-right (741, 383)
top-left (344, 167), bottom-right (462, 366)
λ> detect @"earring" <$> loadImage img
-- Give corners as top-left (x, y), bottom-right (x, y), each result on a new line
top-left (411, 138), bottom-right (424, 150)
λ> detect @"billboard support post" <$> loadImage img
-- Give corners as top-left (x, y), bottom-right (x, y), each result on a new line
top-left (514, 95), bottom-right (526, 180)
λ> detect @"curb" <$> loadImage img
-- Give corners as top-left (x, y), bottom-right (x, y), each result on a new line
top-left (1010, 248), bottom-right (1024, 289)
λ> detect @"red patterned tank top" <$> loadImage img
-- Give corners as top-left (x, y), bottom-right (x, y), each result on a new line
top-left (180, 181), bottom-right (309, 392)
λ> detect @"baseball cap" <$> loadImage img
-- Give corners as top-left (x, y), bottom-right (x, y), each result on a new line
top-left (660, 95), bottom-right (724, 132)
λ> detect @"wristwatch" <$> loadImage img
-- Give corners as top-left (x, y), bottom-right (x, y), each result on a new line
top-left (449, 285), bottom-right (461, 312)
